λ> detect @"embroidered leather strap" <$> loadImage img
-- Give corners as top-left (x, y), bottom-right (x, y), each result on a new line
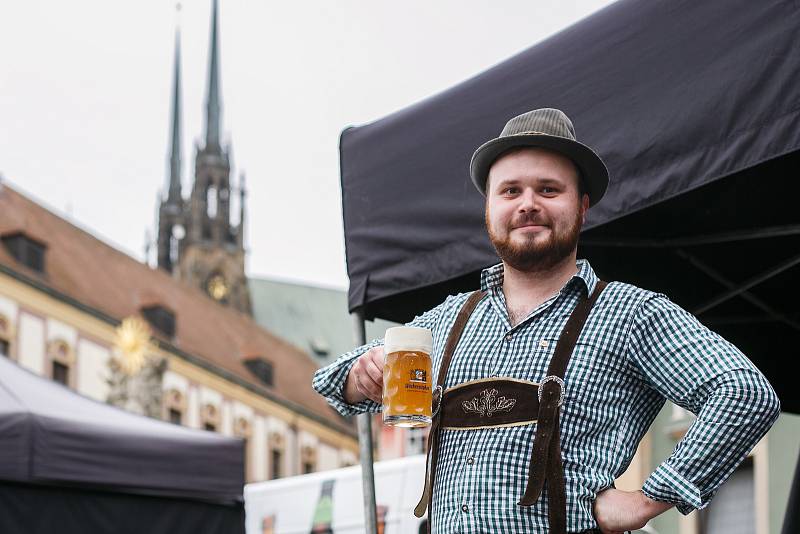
top-left (518, 280), bottom-right (607, 534)
top-left (414, 289), bottom-right (486, 521)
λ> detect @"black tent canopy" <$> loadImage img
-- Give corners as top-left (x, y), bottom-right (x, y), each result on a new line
top-left (0, 356), bottom-right (245, 533)
top-left (339, 0), bottom-right (800, 413)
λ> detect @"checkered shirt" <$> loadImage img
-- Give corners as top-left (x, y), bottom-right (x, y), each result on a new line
top-left (312, 260), bottom-right (780, 533)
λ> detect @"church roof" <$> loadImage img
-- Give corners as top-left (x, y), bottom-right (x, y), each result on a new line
top-left (0, 183), bottom-right (355, 438)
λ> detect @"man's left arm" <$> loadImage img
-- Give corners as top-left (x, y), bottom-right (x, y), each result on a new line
top-left (624, 293), bottom-right (781, 518)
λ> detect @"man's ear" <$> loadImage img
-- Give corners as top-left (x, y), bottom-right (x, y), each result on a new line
top-left (581, 193), bottom-right (590, 224)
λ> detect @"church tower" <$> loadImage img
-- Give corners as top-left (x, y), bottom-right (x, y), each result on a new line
top-left (156, 0), bottom-right (251, 315)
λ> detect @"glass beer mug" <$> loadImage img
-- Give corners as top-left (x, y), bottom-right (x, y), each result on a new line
top-left (382, 326), bottom-right (433, 427)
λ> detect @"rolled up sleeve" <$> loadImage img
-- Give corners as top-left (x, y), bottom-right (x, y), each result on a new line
top-left (627, 294), bottom-right (781, 514)
top-left (312, 339), bottom-right (384, 417)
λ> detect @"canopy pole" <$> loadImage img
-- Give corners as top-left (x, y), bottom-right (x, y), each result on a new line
top-left (352, 309), bottom-right (378, 534)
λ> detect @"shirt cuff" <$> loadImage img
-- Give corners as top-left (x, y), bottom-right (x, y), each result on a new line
top-left (311, 347), bottom-right (382, 417)
top-left (329, 357), bottom-right (382, 416)
top-left (641, 461), bottom-right (706, 515)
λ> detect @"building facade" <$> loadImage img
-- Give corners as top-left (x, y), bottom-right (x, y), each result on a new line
top-left (0, 187), bottom-right (356, 484)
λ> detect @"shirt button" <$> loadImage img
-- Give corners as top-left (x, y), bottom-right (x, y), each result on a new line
top-left (466, 457), bottom-right (475, 465)
top-left (461, 504), bottom-right (469, 513)
top-left (539, 339), bottom-right (549, 348)
top-left (505, 333), bottom-right (513, 341)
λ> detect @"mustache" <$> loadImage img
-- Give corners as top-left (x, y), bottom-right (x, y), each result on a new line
top-left (510, 214), bottom-right (549, 228)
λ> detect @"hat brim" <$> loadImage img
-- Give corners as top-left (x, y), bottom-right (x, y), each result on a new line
top-left (469, 134), bottom-right (609, 207)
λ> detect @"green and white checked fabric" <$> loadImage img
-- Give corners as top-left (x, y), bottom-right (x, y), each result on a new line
top-left (312, 260), bottom-right (780, 533)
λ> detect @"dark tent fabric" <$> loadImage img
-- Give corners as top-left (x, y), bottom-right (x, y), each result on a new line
top-left (339, 0), bottom-right (800, 413)
top-left (0, 356), bottom-right (244, 503)
top-left (341, 0), bottom-right (800, 315)
top-left (0, 481), bottom-right (244, 534)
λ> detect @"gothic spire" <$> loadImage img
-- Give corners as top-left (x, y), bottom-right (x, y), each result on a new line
top-left (167, 24), bottom-right (183, 203)
top-left (204, 0), bottom-right (222, 152)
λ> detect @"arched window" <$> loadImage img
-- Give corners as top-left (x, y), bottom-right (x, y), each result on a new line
top-left (162, 388), bottom-right (186, 425)
top-left (201, 403), bottom-right (220, 432)
top-left (206, 185), bottom-right (218, 219)
top-left (47, 339), bottom-right (75, 388)
top-left (301, 444), bottom-right (317, 475)
top-left (269, 432), bottom-right (285, 480)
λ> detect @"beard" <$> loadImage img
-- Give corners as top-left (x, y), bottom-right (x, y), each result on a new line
top-left (485, 207), bottom-right (582, 273)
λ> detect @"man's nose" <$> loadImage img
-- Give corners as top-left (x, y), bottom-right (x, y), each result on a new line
top-left (517, 189), bottom-right (539, 212)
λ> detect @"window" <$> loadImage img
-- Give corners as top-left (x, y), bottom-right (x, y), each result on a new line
top-left (168, 408), bottom-right (182, 425)
top-left (162, 389), bottom-right (185, 425)
top-left (52, 361), bottom-right (69, 386)
top-left (300, 445), bottom-right (317, 475)
top-left (0, 315), bottom-right (11, 358)
top-left (234, 417), bottom-right (253, 482)
top-left (243, 357), bottom-right (273, 387)
top-left (2, 232), bottom-right (46, 273)
top-left (406, 427), bottom-right (428, 456)
top-left (200, 403), bottom-right (220, 432)
top-left (141, 305), bottom-right (175, 338)
top-left (47, 339), bottom-right (73, 388)
top-left (206, 185), bottom-right (218, 218)
top-left (271, 449), bottom-right (282, 479)
top-left (169, 234), bottom-right (179, 267)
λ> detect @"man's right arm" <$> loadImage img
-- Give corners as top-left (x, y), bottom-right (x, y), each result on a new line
top-left (311, 295), bottom-right (455, 417)
top-left (312, 339), bottom-right (385, 416)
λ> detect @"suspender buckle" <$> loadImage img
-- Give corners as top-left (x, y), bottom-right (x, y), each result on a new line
top-left (537, 375), bottom-right (565, 407)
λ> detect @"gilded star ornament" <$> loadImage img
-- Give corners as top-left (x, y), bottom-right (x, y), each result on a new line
top-left (114, 316), bottom-right (152, 375)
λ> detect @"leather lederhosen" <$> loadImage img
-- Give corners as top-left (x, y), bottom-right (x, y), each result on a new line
top-left (414, 281), bottom-right (607, 534)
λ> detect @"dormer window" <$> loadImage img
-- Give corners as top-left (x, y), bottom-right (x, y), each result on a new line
top-left (141, 305), bottom-right (176, 338)
top-left (2, 232), bottom-right (46, 273)
top-left (309, 337), bottom-right (330, 359)
top-left (243, 357), bottom-right (273, 387)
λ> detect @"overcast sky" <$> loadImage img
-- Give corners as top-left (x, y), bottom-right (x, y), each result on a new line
top-left (1, 0), bottom-right (614, 290)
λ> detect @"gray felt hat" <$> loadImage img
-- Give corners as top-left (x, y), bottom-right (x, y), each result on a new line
top-left (469, 108), bottom-right (609, 206)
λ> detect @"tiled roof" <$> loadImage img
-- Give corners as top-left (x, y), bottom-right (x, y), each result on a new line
top-left (0, 183), bottom-right (354, 437)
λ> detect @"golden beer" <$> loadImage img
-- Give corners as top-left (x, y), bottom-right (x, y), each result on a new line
top-left (382, 326), bottom-right (433, 427)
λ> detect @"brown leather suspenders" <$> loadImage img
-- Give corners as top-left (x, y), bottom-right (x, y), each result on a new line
top-left (415, 280), bottom-right (608, 533)
top-left (414, 289), bottom-right (486, 520)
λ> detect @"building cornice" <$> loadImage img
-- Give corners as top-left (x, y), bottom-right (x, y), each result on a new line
top-left (0, 262), bottom-right (356, 440)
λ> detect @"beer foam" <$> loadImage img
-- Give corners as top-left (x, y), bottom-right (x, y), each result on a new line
top-left (384, 326), bottom-right (433, 355)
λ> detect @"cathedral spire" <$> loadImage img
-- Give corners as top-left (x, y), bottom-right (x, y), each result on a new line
top-left (204, 0), bottom-right (222, 152)
top-left (167, 23), bottom-right (183, 203)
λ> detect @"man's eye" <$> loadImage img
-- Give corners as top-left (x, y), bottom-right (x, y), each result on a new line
top-left (503, 187), bottom-right (519, 194)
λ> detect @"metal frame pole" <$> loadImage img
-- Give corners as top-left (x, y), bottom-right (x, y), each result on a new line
top-left (352, 309), bottom-right (378, 534)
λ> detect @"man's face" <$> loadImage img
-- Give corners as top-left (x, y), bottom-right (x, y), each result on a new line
top-left (484, 147), bottom-right (589, 272)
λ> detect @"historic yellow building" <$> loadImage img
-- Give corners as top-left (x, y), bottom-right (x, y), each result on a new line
top-left (0, 183), bottom-right (357, 483)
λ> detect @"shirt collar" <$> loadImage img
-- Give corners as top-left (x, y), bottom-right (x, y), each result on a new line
top-left (479, 259), bottom-right (598, 296)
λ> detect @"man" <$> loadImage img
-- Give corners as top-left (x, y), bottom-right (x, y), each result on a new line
top-left (313, 108), bottom-right (780, 533)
